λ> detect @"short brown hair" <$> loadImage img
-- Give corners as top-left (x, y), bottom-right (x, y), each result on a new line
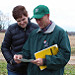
top-left (12, 5), bottom-right (28, 20)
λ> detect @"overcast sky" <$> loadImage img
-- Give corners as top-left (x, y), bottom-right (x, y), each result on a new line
top-left (0, 0), bottom-right (75, 31)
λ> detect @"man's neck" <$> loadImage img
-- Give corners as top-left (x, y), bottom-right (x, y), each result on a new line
top-left (41, 21), bottom-right (52, 32)
top-left (46, 20), bottom-right (51, 27)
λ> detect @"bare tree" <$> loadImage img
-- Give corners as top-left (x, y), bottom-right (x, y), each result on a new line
top-left (0, 10), bottom-right (11, 30)
top-left (0, 11), bottom-right (3, 30)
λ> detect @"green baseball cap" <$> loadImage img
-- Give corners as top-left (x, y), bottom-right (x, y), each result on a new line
top-left (31, 5), bottom-right (49, 19)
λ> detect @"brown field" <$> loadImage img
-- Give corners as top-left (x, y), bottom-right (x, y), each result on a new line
top-left (68, 35), bottom-right (75, 48)
top-left (0, 33), bottom-right (75, 48)
top-left (0, 33), bottom-right (5, 46)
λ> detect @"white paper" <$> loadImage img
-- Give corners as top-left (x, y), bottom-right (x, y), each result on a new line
top-left (17, 58), bottom-right (34, 62)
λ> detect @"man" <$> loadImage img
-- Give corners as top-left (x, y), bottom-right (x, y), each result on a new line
top-left (14, 5), bottom-right (71, 75)
top-left (1, 5), bottom-right (38, 75)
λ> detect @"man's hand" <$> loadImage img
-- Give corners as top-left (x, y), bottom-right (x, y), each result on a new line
top-left (31, 58), bottom-right (43, 66)
top-left (14, 54), bottom-right (23, 64)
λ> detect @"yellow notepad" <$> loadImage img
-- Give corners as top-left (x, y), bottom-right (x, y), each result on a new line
top-left (34, 44), bottom-right (59, 70)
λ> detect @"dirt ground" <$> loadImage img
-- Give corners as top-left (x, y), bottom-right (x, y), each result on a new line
top-left (0, 52), bottom-right (5, 61)
top-left (68, 56), bottom-right (75, 65)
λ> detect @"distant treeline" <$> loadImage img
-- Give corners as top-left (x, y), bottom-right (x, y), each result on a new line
top-left (67, 32), bottom-right (75, 36)
top-left (0, 29), bottom-right (6, 33)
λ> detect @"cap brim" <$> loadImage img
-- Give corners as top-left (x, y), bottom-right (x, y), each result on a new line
top-left (31, 14), bottom-right (44, 19)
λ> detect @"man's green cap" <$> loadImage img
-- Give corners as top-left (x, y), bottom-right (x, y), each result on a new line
top-left (31, 5), bottom-right (49, 19)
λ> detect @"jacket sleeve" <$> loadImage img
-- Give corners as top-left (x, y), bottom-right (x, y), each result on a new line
top-left (17, 34), bottom-right (31, 59)
top-left (45, 31), bottom-right (71, 70)
top-left (1, 27), bottom-right (13, 63)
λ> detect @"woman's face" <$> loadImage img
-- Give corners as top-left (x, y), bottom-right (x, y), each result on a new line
top-left (16, 15), bottom-right (28, 28)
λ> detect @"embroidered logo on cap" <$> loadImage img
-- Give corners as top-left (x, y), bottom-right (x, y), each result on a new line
top-left (35, 9), bottom-right (39, 13)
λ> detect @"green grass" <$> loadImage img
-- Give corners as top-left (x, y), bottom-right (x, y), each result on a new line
top-left (71, 48), bottom-right (75, 56)
top-left (0, 61), bottom-right (7, 75)
top-left (64, 64), bottom-right (75, 75)
top-left (0, 60), bottom-right (75, 75)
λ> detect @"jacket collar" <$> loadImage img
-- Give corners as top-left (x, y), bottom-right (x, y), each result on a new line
top-left (37, 21), bottom-right (56, 33)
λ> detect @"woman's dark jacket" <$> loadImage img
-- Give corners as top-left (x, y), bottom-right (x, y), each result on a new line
top-left (1, 18), bottom-right (38, 73)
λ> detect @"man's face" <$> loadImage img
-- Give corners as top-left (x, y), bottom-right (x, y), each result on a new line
top-left (35, 14), bottom-right (49, 29)
top-left (16, 15), bottom-right (28, 28)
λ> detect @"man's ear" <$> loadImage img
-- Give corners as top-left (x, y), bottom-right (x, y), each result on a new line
top-left (47, 14), bottom-right (50, 17)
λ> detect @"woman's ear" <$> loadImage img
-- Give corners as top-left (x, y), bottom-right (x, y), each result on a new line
top-left (27, 13), bottom-right (29, 18)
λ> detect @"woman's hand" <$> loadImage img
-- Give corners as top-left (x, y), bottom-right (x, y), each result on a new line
top-left (14, 54), bottom-right (23, 64)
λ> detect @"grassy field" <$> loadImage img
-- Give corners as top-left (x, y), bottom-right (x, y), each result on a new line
top-left (0, 60), bottom-right (75, 75)
top-left (64, 64), bottom-right (75, 75)
top-left (0, 33), bottom-right (75, 75)
top-left (0, 61), bottom-right (7, 75)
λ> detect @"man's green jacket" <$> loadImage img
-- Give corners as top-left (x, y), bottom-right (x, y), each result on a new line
top-left (19, 21), bottom-right (71, 75)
